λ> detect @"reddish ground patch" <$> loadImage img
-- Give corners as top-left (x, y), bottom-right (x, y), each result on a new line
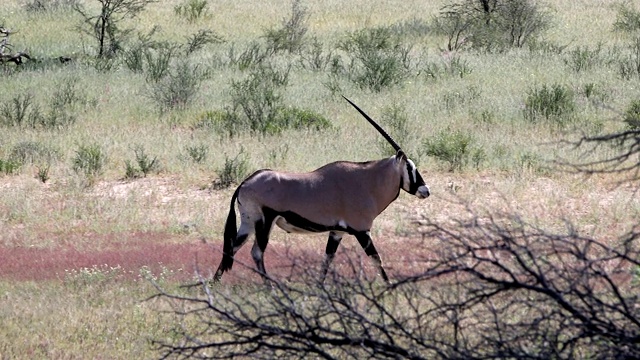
top-left (0, 230), bottom-right (433, 283)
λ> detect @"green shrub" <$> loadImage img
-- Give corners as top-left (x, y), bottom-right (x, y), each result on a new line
top-left (264, 0), bottom-right (309, 54)
top-left (0, 78), bottom-right (86, 129)
top-left (184, 144), bottom-right (208, 163)
top-left (299, 36), bottom-right (334, 71)
top-left (192, 109), bottom-right (243, 137)
top-left (624, 99), bottom-right (640, 129)
top-left (229, 65), bottom-right (288, 134)
top-left (36, 164), bottom-right (51, 183)
top-left (72, 144), bottom-right (106, 183)
top-left (0, 159), bottom-right (21, 175)
top-left (338, 26), bottom-right (412, 92)
top-left (214, 149), bottom-right (250, 189)
top-left (377, 104), bottom-right (412, 156)
top-left (174, 0), bottom-right (209, 23)
top-left (9, 141), bottom-right (59, 164)
top-left (423, 128), bottom-right (475, 172)
top-left (436, 0), bottom-right (551, 51)
top-left (24, 0), bottom-right (79, 12)
top-left (272, 107), bottom-right (331, 133)
top-left (184, 29), bottom-right (224, 55)
top-left (564, 44), bottom-right (603, 72)
top-left (613, 2), bottom-right (640, 34)
top-left (424, 54), bottom-right (472, 80)
top-left (143, 44), bottom-right (178, 82)
top-left (0, 93), bottom-right (38, 127)
top-left (124, 145), bottom-right (159, 179)
top-left (524, 83), bottom-right (575, 125)
top-left (618, 37), bottom-right (640, 80)
top-left (149, 60), bottom-right (203, 112)
top-left (227, 42), bottom-right (269, 71)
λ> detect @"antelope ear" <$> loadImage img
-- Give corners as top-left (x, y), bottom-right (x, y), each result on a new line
top-left (395, 150), bottom-right (407, 163)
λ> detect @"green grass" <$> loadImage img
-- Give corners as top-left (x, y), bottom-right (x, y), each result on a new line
top-left (1, 0), bottom-right (640, 357)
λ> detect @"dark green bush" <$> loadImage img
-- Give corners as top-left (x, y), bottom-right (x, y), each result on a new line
top-left (213, 149), bottom-right (250, 189)
top-left (229, 65), bottom-right (288, 134)
top-left (613, 2), bottom-right (640, 34)
top-left (564, 44), bottom-right (603, 72)
top-left (0, 78), bottom-right (85, 129)
top-left (72, 144), bottom-right (106, 183)
top-left (624, 99), bottom-right (640, 128)
top-left (273, 107), bottom-right (331, 132)
top-left (423, 128), bottom-right (476, 171)
top-left (618, 37), bottom-right (640, 80)
top-left (524, 83), bottom-right (575, 125)
top-left (184, 144), bottom-right (208, 164)
top-left (264, 0), bottom-right (309, 54)
top-left (149, 60), bottom-right (203, 112)
top-left (377, 104), bottom-right (412, 156)
top-left (9, 141), bottom-right (59, 164)
top-left (436, 0), bottom-right (551, 51)
top-left (0, 158), bottom-right (21, 175)
top-left (338, 26), bottom-right (412, 92)
top-left (174, 0), bottom-right (209, 23)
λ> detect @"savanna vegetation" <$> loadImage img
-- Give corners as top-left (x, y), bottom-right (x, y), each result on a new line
top-left (1, 0), bottom-right (639, 358)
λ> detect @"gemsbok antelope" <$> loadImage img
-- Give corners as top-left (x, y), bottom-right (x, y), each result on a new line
top-left (214, 96), bottom-right (430, 283)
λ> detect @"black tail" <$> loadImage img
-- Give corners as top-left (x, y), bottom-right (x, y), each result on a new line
top-left (218, 186), bottom-right (241, 273)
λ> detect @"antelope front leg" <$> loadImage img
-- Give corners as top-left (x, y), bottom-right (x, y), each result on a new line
top-left (355, 231), bottom-right (390, 283)
top-left (321, 231), bottom-right (344, 281)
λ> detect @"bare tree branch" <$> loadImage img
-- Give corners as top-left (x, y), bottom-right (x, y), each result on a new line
top-left (150, 207), bottom-right (640, 359)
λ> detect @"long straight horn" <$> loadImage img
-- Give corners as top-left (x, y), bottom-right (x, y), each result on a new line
top-left (342, 96), bottom-right (402, 152)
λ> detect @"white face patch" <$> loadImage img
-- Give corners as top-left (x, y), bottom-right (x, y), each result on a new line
top-left (338, 220), bottom-right (348, 229)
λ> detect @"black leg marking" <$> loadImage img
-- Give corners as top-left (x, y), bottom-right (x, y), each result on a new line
top-left (355, 232), bottom-right (390, 283)
top-left (321, 231), bottom-right (343, 281)
top-left (252, 213), bottom-right (276, 281)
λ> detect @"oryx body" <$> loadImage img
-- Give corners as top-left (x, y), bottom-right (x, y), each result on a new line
top-left (214, 98), bottom-right (430, 283)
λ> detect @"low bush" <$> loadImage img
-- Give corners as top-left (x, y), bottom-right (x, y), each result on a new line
top-left (338, 26), bottom-right (412, 92)
top-left (124, 145), bottom-right (159, 179)
top-left (613, 2), bottom-right (640, 34)
top-left (184, 144), bottom-right (208, 164)
top-left (148, 60), bottom-right (203, 112)
top-left (72, 143), bottom-right (106, 184)
top-left (213, 149), bottom-right (250, 189)
top-left (0, 158), bottom-right (21, 175)
top-left (263, 0), bottom-right (309, 55)
top-left (423, 128), bottom-right (480, 171)
top-left (624, 99), bottom-right (640, 129)
top-left (9, 141), bottom-right (59, 164)
top-left (524, 83), bottom-right (575, 125)
top-left (174, 0), bottom-right (209, 23)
